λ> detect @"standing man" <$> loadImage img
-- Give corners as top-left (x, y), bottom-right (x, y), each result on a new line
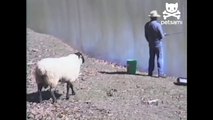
top-left (145, 10), bottom-right (166, 78)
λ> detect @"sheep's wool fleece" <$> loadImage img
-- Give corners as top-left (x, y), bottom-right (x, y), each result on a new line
top-left (36, 54), bottom-right (82, 87)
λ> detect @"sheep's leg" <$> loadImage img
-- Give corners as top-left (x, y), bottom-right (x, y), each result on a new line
top-left (66, 81), bottom-right (75, 100)
top-left (69, 82), bottom-right (75, 95)
top-left (66, 82), bottom-right (70, 100)
top-left (49, 87), bottom-right (57, 103)
top-left (37, 84), bottom-right (43, 103)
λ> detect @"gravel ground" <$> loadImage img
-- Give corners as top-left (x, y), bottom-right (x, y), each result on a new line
top-left (27, 28), bottom-right (187, 120)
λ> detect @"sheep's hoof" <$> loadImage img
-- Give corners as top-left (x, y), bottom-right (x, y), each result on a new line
top-left (52, 100), bottom-right (57, 104)
top-left (66, 97), bottom-right (69, 100)
top-left (38, 99), bottom-right (42, 103)
top-left (72, 92), bottom-right (76, 95)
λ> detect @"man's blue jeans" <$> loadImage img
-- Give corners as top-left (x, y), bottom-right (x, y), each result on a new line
top-left (148, 44), bottom-right (163, 76)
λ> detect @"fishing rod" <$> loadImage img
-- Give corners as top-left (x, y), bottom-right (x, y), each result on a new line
top-left (164, 32), bottom-right (184, 36)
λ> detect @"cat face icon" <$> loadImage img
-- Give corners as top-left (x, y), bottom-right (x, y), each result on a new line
top-left (166, 3), bottom-right (178, 13)
top-left (163, 3), bottom-right (181, 20)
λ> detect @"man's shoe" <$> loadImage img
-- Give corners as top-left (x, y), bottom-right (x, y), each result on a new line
top-left (158, 74), bottom-right (167, 78)
top-left (148, 73), bottom-right (152, 76)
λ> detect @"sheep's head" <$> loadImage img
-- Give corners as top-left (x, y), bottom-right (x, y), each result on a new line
top-left (74, 52), bottom-right (85, 64)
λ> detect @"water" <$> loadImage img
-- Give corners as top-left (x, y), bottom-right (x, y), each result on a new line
top-left (27, 0), bottom-right (187, 77)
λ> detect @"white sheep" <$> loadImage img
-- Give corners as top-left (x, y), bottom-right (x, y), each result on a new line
top-left (33, 52), bottom-right (85, 103)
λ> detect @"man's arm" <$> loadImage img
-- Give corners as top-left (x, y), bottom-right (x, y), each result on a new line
top-left (144, 23), bottom-right (149, 42)
top-left (157, 23), bottom-right (165, 40)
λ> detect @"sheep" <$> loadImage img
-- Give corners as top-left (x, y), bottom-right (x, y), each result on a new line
top-left (33, 52), bottom-right (85, 103)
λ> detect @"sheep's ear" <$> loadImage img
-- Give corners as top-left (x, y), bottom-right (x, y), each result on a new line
top-left (74, 52), bottom-right (85, 63)
top-left (81, 55), bottom-right (85, 63)
top-left (74, 52), bottom-right (82, 58)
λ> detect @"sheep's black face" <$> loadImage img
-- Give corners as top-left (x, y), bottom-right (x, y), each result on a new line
top-left (75, 52), bottom-right (85, 64)
top-left (81, 55), bottom-right (85, 63)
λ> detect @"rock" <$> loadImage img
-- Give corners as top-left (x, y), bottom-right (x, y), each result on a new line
top-left (32, 48), bottom-right (39, 52)
top-left (147, 99), bottom-right (159, 105)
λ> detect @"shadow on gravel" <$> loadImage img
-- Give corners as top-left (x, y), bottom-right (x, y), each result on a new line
top-left (27, 91), bottom-right (62, 103)
top-left (98, 71), bottom-right (147, 76)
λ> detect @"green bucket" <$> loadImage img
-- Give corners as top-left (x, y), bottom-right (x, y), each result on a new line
top-left (127, 59), bottom-right (137, 74)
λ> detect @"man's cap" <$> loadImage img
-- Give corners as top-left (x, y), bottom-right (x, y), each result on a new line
top-left (148, 10), bottom-right (161, 17)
